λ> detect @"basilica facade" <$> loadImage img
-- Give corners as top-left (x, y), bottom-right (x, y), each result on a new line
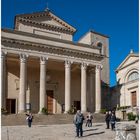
top-left (1, 9), bottom-right (110, 114)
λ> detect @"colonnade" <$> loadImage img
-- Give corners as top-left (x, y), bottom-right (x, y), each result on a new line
top-left (1, 53), bottom-right (101, 113)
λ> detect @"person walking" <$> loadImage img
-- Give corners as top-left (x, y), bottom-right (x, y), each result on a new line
top-left (110, 112), bottom-right (116, 130)
top-left (88, 112), bottom-right (93, 127)
top-left (105, 111), bottom-right (111, 129)
top-left (26, 113), bottom-right (33, 128)
top-left (85, 114), bottom-right (90, 127)
top-left (73, 110), bottom-right (85, 137)
top-left (86, 112), bottom-right (93, 127)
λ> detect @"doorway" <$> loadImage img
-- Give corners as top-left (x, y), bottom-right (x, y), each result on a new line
top-left (74, 101), bottom-right (81, 110)
top-left (46, 90), bottom-right (54, 114)
top-left (6, 99), bottom-right (16, 114)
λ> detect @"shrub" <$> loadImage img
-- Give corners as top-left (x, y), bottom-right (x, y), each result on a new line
top-left (117, 106), bottom-right (131, 110)
top-left (100, 108), bottom-right (107, 114)
top-left (67, 108), bottom-right (76, 114)
top-left (41, 107), bottom-right (48, 115)
top-left (1, 107), bottom-right (8, 114)
top-left (127, 112), bottom-right (136, 121)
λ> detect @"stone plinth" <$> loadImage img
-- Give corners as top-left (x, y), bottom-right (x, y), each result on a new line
top-left (115, 124), bottom-right (137, 140)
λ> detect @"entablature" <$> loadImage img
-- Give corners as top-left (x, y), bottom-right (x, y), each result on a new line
top-left (2, 37), bottom-right (103, 62)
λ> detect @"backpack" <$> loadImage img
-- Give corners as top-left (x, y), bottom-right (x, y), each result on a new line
top-left (76, 114), bottom-right (84, 124)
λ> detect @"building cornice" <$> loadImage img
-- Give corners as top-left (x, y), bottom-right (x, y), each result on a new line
top-left (116, 53), bottom-right (139, 72)
top-left (118, 79), bottom-right (139, 86)
top-left (1, 28), bottom-right (101, 51)
top-left (17, 17), bottom-right (75, 35)
top-left (15, 10), bottom-right (76, 34)
top-left (116, 60), bottom-right (139, 73)
top-left (2, 37), bottom-right (103, 62)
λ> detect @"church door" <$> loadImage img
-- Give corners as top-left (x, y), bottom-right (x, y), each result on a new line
top-left (46, 90), bottom-right (54, 114)
top-left (6, 99), bottom-right (16, 114)
top-left (74, 101), bottom-right (81, 110)
top-left (131, 91), bottom-right (137, 107)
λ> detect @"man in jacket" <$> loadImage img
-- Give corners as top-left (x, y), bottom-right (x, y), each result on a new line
top-left (73, 110), bottom-right (85, 137)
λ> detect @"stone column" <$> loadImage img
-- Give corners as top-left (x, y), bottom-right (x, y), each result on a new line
top-left (1, 51), bottom-right (6, 109)
top-left (39, 57), bottom-right (47, 113)
top-left (64, 60), bottom-right (71, 113)
top-left (81, 63), bottom-right (87, 112)
top-left (95, 65), bottom-right (101, 113)
top-left (18, 54), bottom-right (27, 113)
top-left (89, 68), bottom-right (95, 112)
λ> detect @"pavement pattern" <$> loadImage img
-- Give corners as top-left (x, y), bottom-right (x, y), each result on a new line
top-left (1, 121), bottom-right (138, 140)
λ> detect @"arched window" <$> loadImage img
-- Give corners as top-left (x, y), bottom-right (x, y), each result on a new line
top-left (128, 72), bottom-right (139, 82)
top-left (97, 42), bottom-right (102, 47)
top-left (97, 42), bottom-right (102, 54)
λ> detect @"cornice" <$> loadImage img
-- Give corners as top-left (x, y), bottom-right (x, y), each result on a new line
top-left (2, 37), bottom-right (103, 61)
top-left (116, 60), bottom-right (139, 73)
top-left (15, 10), bottom-right (76, 34)
top-left (1, 28), bottom-right (101, 51)
top-left (118, 79), bottom-right (139, 86)
top-left (16, 10), bottom-right (76, 31)
top-left (18, 17), bottom-right (74, 34)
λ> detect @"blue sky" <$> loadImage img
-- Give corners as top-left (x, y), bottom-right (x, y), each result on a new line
top-left (1, 0), bottom-right (138, 86)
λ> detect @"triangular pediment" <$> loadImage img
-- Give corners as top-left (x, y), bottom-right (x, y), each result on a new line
top-left (16, 10), bottom-right (76, 33)
top-left (116, 53), bottom-right (139, 71)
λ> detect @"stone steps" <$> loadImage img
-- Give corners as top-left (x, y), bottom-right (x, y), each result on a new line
top-left (2, 113), bottom-right (105, 126)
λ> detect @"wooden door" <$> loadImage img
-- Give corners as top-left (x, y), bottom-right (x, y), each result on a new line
top-left (131, 91), bottom-right (137, 107)
top-left (74, 101), bottom-right (81, 110)
top-left (6, 99), bottom-right (16, 114)
top-left (47, 90), bottom-right (53, 113)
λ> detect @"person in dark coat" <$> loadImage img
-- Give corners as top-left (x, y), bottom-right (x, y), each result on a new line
top-left (26, 113), bottom-right (33, 128)
top-left (110, 113), bottom-right (116, 130)
top-left (73, 110), bottom-right (85, 137)
top-left (105, 111), bottom-right (111, 129)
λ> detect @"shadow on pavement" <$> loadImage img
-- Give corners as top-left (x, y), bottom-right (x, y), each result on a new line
top-left (83, 128), bottom-right (98, 132)
top-left (94, 124), bottom-right (104, 127)
top-left (83, 131), bottom-right (105, 137)
top-left (38, 125), bottom-right (48, 127)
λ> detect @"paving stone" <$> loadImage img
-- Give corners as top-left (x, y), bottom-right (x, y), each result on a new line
top-left (1, 121), bottom-right (138, 140)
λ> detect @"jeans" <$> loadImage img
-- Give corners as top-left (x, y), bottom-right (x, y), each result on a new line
top-left (76, 123), bottom-right (83, 137)
top-left (106, 120), bottom-right (110, 129)
top-left (111, 122), bottom-right (115, 130)
top-left (86, 120), bottom-right (92, 127)
top-left (28, 121), bottom-right (32, 127)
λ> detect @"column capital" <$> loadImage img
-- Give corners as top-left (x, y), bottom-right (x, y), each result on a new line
top-left (65, 60), bottom-right (71, 68)
top-left (81, 63), bottom-right (88, 70)
top-left (96, 65), bottom-right (103, 70)
top-left (20, 54), bottom-right (28, 63)
top-left (1, 51), bottom-right (7, 58)
top-left (40, 56), bottom-right (48, 65)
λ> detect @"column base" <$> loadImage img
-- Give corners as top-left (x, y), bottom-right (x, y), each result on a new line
top-left (38, 111), bottom-right (44, 114)
top-left (64, 111), bottom-right (69, 114)
top-left (95, 110), bottom-right (101, 113)
top-left (38, 111), bottom-right (48, 115)
top-left (81, 110), bottom-right (87, 114)
top-left (18, 110), bottom-right (26, 114)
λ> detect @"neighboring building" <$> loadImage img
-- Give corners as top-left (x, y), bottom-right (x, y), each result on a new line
top-left (110, 50), bottom-right (139, 109)
top-left (1, 9), bottom-right (110, 114)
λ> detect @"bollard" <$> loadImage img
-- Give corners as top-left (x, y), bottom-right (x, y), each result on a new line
top-left (115, 124), bottom-right (137, 140)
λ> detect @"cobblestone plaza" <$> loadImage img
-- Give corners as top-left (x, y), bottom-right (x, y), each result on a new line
top-left (2, 121), bottom-right (138, 140)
